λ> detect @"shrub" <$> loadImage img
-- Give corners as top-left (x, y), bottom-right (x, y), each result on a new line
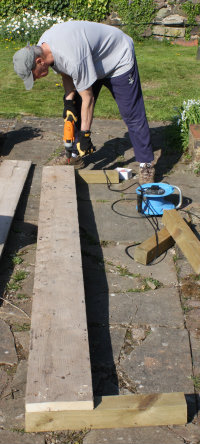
top-left (0, 0), bottom-right (110, 22)
top-left (0, 9), bottom-right (65, 43)
top-left (111, 0), bottom-right (156, 41)
top-left (175, 99), bottom-right (200, 151)
top-left (181, 1), bottom-right (200, 40)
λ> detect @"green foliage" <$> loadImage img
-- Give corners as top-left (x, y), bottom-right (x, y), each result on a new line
top-left (0, 0), bottom-right (30, 18)
top-left (111, 0), bottom-right (156, 41)
top-left (33, 0), bottom-right (69, 16)
top-left (67, 0), bottom-right (110, 21)
top-left (0, 0), bottom-right (110, 22)
top-left (181, 1), bottom-right (200, 40)
top-left (175, 99), bottom-right (200, 152)
top-left (0, 10), bottom-right (65, 43)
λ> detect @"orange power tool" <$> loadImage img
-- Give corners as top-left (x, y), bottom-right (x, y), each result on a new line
top-left (63, 114), bottom-right (75, 162)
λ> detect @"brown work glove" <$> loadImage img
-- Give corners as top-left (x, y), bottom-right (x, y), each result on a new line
top-left (76, 131), bottom-right (95, 157)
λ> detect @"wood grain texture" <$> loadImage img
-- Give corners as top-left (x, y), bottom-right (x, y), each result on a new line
top-left (25, 392), bottom-right (187, 432)
top-left (0, 160), bottom-right (31, 257)
top-left (134, 227), bottom-right (174, 265)
top-left (162, 209), bottom-right (200, 274)
top-left (76, 169), bottom-right (119, 183)
top-left (25, 166), bottom-right (93, 414)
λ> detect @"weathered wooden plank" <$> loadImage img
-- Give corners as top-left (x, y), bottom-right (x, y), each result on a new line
top-left (0, 160), bottom-right (31, 257)
top-left (162, 209), bottom-right (200, 274)
top-left (134, 227), bottom-right (175, 265)
top-left (25, 392), bottom-right (187, 432)
top-left (25, 166), bottom-right (93, 415)
top-left (76, 169), bottom-right (119, 184)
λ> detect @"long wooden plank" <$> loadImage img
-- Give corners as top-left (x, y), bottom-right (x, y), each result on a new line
top-left (162, 209), bottom-right (200, 274)
top-left (0, 160), bottom-right (31, 257)
top-left (25, 392), bottom-right (187, 432)
top-left (25, 166), bottom-right (93, 415)
top-left (134, 227), bottom-right (175, 265)
top-left (76, 169), bottom-right (119, 183)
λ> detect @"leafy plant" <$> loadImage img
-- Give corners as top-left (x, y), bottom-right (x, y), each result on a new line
top-left (11, 254), bottom-right (23, 265)
top-left (111, 0), bottom-right (156, 41)
top-left (175, 99), bottom-right (200, 152)
top-left (0, 0), bottom-right (110, 22)
top-left (0, 9), bottom-right (65, 43)
top-left (13, 270), bottom-right (28, 281)
top-left (191, 374), bottom-right (200, 391)
top-left (194, 162), bottom-right (200, 176)
top-left (181, 1), bottom-right (200, 40)
top-left (67, 0), bottom-right (110, 22)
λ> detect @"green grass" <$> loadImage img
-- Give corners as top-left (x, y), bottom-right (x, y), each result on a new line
top-left (0, 39), bottom-right (200, 121)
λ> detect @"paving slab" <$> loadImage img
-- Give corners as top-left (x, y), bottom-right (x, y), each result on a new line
top-left (0, 319), bottom-right (17, 365)
top-left (78, 200), bottom-right (154, 243)
top-left (0, 304), bottom-right (31, 325)
top-left (190, 332), bottom-right (200, 376)
top-left (11, 360), bottom-right (27, 398)
top-left (83, 426), bottom-right (185, 444)
top-left (0, 430), bottom-right (44, 444)
top-left (101, 243), bottom-right (178, 287)
top-left (0, 397), bottom-right (26, 429)
top-left (14, 330), bottom-right (30, 360)
top-left (85, 286), bottom-right (184, 328)
top-left (80, 242), bottom-right (178, 286)
top-left (120, 327), bottom-right (194, 393)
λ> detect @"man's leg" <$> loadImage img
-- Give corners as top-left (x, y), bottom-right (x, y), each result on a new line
top-left (103, 59), bottom-right (154, 182)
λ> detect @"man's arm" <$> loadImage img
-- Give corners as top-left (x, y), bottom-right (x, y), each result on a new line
top-left (78, 87), bottom-right (95, 131)
top-left (61, 74), bottom-right (76, 99)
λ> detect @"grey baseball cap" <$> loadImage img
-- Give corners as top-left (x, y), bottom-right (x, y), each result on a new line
top-left (13, 46), bottom-right (35, 90)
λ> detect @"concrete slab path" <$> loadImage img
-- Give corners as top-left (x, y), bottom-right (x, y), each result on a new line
top-left (0, 117), bottom-right (199, 444)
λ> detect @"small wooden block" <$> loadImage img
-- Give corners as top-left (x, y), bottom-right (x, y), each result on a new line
top-left (162, 209), bottom-right (200, 274)
top-left (76, 169), bottom-right (119, 184)
top-left (25, 392), bottom-right (187, 432)
top-left (134, 227), bottom-right (174, 265)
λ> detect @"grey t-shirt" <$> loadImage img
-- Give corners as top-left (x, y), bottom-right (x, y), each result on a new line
top-left (38, 21), bottom-right (134, 92)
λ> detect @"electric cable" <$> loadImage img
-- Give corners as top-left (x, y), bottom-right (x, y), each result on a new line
top-left (101, 171), bottom-right (200, 265)
top-left (102, 169), bottom-right (162, 264)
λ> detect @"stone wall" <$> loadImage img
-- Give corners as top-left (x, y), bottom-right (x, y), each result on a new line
top-left (152, 0), bottom-right (199, 41)
top-left (106, 0), bottom-right (200, 43)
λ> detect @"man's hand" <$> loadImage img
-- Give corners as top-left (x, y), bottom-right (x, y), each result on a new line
top-left (77, 131), bottom-right (95, 157)
top-left (63, 98), bottom-right (78, 122)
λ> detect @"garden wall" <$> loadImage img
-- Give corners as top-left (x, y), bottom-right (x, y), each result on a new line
top-left (106, 0), bottom-right (200, 43)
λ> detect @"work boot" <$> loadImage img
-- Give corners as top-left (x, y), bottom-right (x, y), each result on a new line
top-left (139, 163), bottom-right (155, 184)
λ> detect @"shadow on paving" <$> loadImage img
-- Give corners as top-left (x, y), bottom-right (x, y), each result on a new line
top-left (84, 124), bottom-right (184, 181)
top-left (84, 133), bottom-right (134, 170)
top-left (77, 182), bottom-right (119, 397)
top-left (0, 166), bottom-right (37, 304)
top-left (151, 124), bottom-right (184, 182)
top-left (185, 393), bottom-right (200, 423)
top-left (0, 126), bottom-right (42, 157)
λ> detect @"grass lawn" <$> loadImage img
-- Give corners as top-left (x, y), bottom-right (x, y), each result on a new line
top-left (0, 39), bottom-right (200, 121)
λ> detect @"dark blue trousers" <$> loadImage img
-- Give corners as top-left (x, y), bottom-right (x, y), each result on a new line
top-left (74, 56), bottom-right (154, 163)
